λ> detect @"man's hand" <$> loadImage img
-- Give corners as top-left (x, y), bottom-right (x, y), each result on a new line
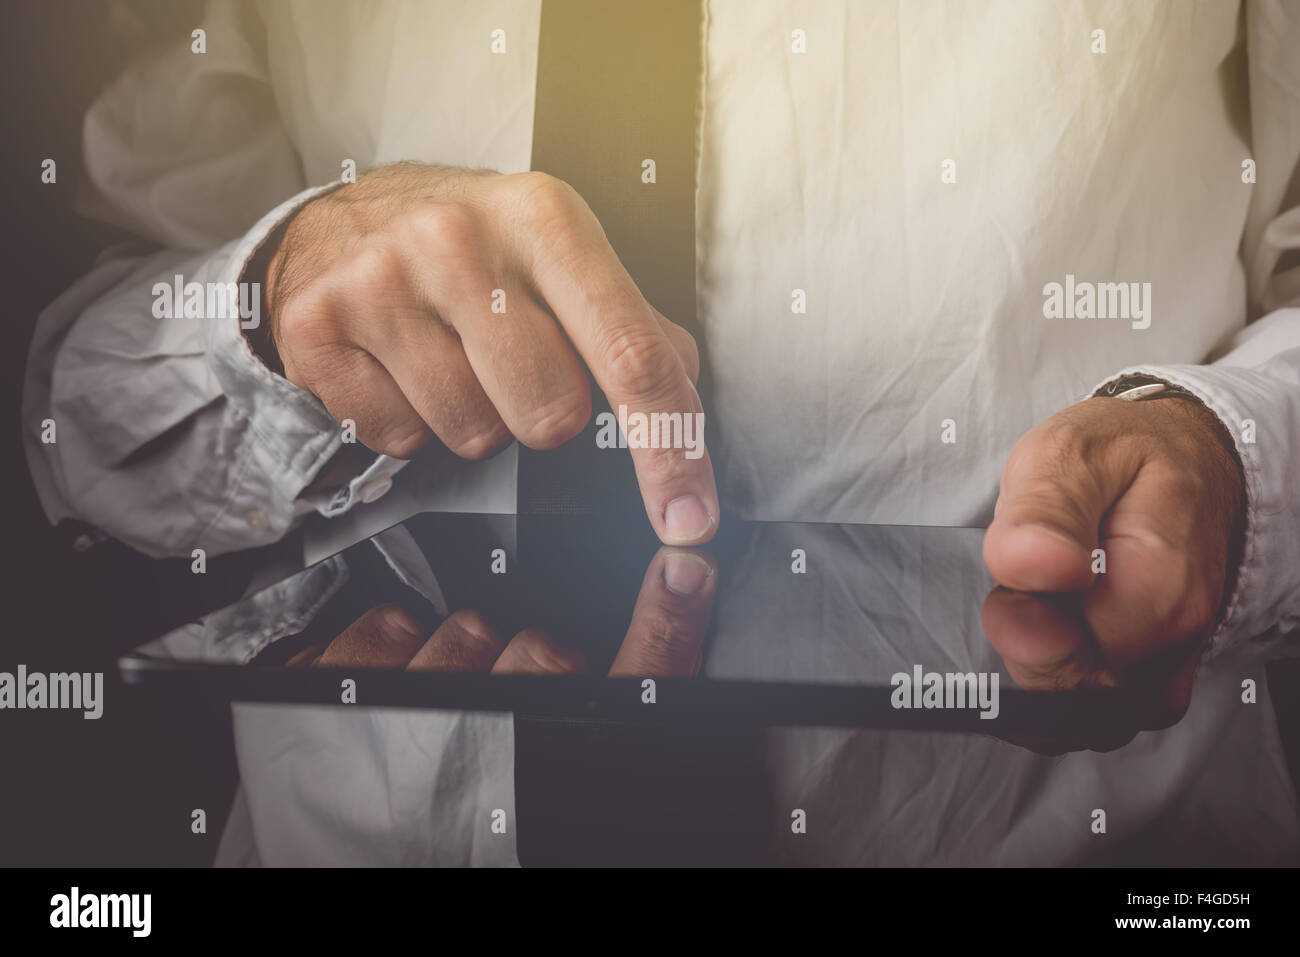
top-left (263, 163), bottom-right (718, 546)
top-left (287, 547), bottom-right (718, 676)
top-left (982, 395), bottom-right (1245, 736)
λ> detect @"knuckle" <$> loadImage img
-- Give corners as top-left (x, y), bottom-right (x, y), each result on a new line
top-left (306, 240), bottom-right (422, 325)
top-left (508, 171), bottom-right (579, 218)
top-left (274, 288), bottom-right (344, 356)
top-left (1012, 408), bottom-right (1113, 482)
top-left (339, 239), bottom-right (407, 290)
top-left (372, 423), bottom-right (430, 460)
top-left (445, 609), bottom-right (503, 655)
top-left (638, 607), bottom-right (698, 660)
top-left (638, 437), bottom-right (697, 489)
top-left (507, 172), bottom-right (595, 255)
top-left (445, 421), bottom-right (510, 460)
top-left (602, 329), bottom-right (681, 399)
top-left (513, 628), bottom-right (584, 674)
top-left (515, 391), bottom-right (592, 450)
top-left (1037, 414), bottom-right (1096, 462)
top-left (405, 202), bottom-right (481, 252)
top-left (364, 604), bottom-right (419, 644)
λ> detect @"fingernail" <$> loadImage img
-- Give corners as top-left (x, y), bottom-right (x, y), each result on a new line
top-left (663, 551), bottom-right (714, 597)
top-left (664, 494), bottom-right (713, 542)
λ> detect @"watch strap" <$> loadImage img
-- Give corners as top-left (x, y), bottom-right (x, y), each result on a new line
top-left (1099, 374), bottom-right (1201, 404)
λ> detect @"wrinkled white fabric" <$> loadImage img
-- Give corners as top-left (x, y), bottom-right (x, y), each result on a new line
top-left (17, 0), bottom-right (1300, 865)
top-left (696, 0), bottom-right (1300, 658)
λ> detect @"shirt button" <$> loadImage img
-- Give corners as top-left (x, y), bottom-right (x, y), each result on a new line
top-left (358, 476), bottom-right (393, 504)
top-left (245, 508), bottom-right (271, 531)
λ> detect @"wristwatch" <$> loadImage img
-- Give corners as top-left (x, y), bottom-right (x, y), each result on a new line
top-left (1098, 374), bottom-right (1201, 404)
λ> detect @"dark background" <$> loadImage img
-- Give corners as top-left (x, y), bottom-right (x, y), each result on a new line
top-left (0, 0), bottom-right (234, 866)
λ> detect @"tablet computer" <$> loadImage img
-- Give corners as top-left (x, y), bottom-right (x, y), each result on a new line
top-left (117, 454), bottom-right (1141, 741)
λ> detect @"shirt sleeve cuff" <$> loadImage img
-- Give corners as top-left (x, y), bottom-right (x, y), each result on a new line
top-left (1088, 363), bottom-right (1298, 660)
top-left (208, 181), bottom-right (403, 528)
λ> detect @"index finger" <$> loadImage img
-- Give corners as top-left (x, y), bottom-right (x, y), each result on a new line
top-left (609, 548), bottom-right (718, 677)
top-left (522, 180), bottom-right (719, 545)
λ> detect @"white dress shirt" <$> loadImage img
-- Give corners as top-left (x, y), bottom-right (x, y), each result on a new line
top-left (20, 0), bottom-right (1300, 864)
